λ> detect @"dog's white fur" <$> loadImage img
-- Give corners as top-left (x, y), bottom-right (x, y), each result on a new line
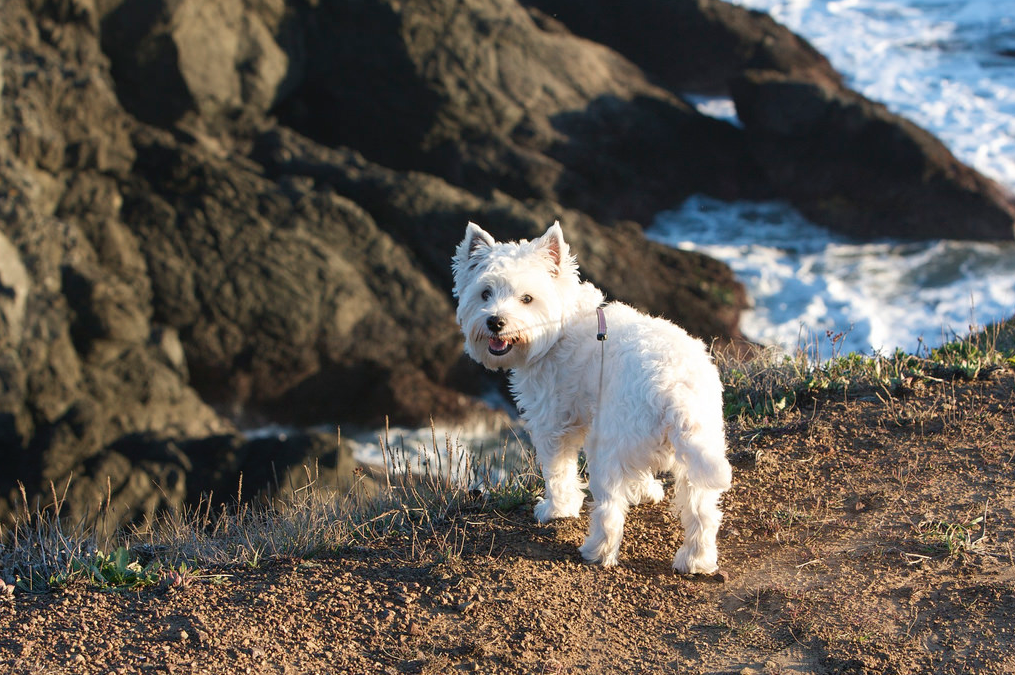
top-left (452, 221), bottom-right (732, 573)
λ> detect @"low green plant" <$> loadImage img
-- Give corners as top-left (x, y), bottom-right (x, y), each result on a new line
top-left (485, 474), bottom-right (543, 512)
top-left (75, 546), bottom-right (161, 589)
top-left (915, 516), bottom-right (985, 557)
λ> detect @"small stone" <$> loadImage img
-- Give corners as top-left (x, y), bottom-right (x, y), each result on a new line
top-left (177, 630), bottom-right (189, 642)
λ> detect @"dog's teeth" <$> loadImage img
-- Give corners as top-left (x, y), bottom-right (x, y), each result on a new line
top-left (488, 337), bottom-right (512, 355)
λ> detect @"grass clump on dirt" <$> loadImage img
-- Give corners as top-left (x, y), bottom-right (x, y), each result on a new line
top-left (719, 318), bottom-right (1015, 426)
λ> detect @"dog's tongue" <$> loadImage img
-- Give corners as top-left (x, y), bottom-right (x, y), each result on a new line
top-left (489, 337), bottom-right (510, 353)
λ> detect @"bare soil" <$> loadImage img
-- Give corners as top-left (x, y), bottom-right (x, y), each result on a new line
top-left (3, 372), bottom-right (1015, 674)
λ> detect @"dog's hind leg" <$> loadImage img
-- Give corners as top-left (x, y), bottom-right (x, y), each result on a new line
top-left (532, 431), bottom-right (587, 523)
top-left (670, 464), bottom-right (723, 574)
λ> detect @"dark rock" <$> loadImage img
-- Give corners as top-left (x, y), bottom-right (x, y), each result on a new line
top-left (180, 429), bottom-right (363, 506)
top-left (119, 126), bottom-right (468, 427)
top-left (0, 0), bottom-right (230, 528)
top-left (268, 0), bottom-right (765, 223)
top-left (730, 70), bottom-right (1015, 239)
top-left (0, 231), bottom-right (29, 350)
top-left (97, 0), bottom-right (293, 130)
top-left (0, 212), bottom-right (233, 533)
top-left (522, 0), bottom-right (842, 93)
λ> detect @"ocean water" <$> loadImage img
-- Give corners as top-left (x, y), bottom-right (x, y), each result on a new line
top-left (651, 0), bottom-right (1015, 356)
top-left (649, 196), bottom-right (1015, 356)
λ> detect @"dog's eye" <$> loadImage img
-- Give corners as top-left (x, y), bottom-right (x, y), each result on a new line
top-left (520, 294), bottom-right (533, 304)
top-left (481, 289), bottom-right (492, 301)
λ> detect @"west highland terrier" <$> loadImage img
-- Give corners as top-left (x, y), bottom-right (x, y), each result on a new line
top-left (452, 221), bottom-right (733, 573)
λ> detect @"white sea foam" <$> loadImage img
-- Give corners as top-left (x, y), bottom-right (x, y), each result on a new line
top-left (648, 197), bottom-right (1015, 356)
top-left (685, 94), bottom-right (743, 127)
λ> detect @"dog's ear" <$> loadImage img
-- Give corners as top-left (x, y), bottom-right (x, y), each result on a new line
top-left (452, 222), bottom-right (496, 296)
top-left (462, 222), bottom-right (496, 258)
top-left (536, 220), bottom-right (573, 276)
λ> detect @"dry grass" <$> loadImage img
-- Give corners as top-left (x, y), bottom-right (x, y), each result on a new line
top-left (2, 324), bottom-right (1013, 594)
top-left (0, 421), bottom-right (542, 592)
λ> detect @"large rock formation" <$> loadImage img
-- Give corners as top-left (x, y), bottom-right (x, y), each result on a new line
top-left (729, 70), bottom-right (1015, 239)
top-left (523, 0), bottom-right (1015, 240)
top-left (1, 0), bottom-right (1012, 527)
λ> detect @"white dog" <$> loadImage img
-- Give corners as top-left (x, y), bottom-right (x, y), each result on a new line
top-left (452, 221), bottom-right (732, 573)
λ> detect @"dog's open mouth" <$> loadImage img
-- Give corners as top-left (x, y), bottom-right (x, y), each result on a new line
top-left (488, 337), bottom-right (513, 356)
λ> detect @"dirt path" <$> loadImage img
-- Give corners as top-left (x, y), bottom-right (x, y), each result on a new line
top-left (3, 373), bottom-right (1015, 674)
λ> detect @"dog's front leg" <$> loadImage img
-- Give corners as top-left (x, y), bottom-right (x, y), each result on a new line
top-left (532, 430), bottom-right (586, 523)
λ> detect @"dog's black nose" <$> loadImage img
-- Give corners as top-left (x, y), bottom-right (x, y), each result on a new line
top-left (487, 316), bottom-right (507, 333)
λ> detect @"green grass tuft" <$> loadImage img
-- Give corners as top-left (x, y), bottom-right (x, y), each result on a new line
top-left (718, 322), bottom-right (1015, 426)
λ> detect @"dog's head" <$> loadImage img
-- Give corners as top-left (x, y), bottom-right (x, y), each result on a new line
top-left (451, 221), bottom-right (579, 370)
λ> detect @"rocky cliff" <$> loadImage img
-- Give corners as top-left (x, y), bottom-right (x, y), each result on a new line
top-left (2, 0), bottom-right (1012, 529)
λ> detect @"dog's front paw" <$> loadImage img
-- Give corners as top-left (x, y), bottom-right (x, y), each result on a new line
top-left (533, 496), bottom-right (581, 523)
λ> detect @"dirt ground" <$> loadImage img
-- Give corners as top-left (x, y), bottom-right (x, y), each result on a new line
top-left (2, 371), bottom-right (1014, 674)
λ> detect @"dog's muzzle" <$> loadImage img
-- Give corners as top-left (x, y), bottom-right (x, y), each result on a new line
top-left (486, 315), bottom-right (513, 355)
